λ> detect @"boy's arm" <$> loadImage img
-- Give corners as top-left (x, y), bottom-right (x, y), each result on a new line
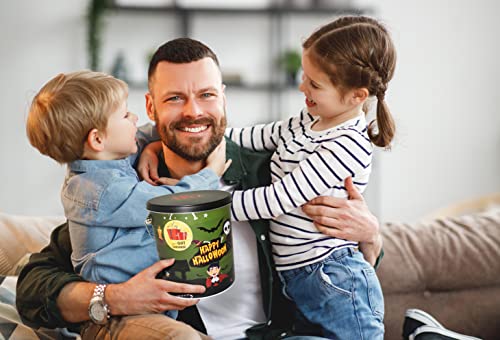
top-left (77, 168), bottom-right (220, 228)
top-left (231, 134), bottom-right (371, 221)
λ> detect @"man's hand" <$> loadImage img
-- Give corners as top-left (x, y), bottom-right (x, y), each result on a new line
top-left (137, 141), bottom-right (162, 185)
top-left (106, 259), bottom-right (206, 315)
top-left (205, 139), bottom-right (232, 177)
top-left (302, 177), bottom-right (382, 266)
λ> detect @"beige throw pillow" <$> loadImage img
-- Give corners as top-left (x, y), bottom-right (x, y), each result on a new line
top-left (0, 213), bottom-right (65, 275)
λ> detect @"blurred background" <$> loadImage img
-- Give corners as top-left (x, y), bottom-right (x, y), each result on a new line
top-left (1, 0), bottom-right (499, 222)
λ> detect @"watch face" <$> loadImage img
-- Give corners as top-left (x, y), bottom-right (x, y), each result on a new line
top-left (90, 303), bottom-right (106, 322)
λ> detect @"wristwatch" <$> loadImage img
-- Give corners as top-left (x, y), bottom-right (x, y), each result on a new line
top-left (88, 284), bottom-right (110, 325)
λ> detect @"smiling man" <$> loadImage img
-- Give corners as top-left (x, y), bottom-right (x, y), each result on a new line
top-left (16, 38), bottom-right (383, 340)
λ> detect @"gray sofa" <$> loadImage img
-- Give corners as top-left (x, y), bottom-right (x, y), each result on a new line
top-left (378, 207), bottom-right (500, 340)
top-left (1, 203), bottom-right (500, 339)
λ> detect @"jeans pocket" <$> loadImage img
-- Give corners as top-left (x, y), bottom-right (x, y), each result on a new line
top-left (362, 267), bottom-right (385, 320)
top-left (318, 261), bottom-right (353, 298)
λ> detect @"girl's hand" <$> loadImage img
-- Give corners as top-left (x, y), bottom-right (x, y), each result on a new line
top-left (205, 139), bottom-right (232, 177)
top-left (138, 141), bottom-right (162, 185)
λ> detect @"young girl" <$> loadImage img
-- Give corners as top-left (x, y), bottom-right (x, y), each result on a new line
top-left (226, 16), bottom-right (396, 338)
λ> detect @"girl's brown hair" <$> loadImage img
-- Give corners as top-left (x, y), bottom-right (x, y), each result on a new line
top-left (303, 16), bottom-right (397, 148)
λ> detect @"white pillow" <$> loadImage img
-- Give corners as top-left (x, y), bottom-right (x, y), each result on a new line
top-left (0, 213), bottom-right (65, 275)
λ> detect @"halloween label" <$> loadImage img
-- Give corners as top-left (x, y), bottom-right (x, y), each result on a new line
top-left (148, 202), bottom-right (234, 298)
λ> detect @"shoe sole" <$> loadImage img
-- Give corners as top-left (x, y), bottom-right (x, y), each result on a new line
top-left (409, 325), bottom-right (482, 340)
top-left (405, 309), bottom-right (445, 328)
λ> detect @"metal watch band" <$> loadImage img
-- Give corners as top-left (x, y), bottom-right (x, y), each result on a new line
top-left (89, 284), bottom-right (110, 324)
top-left (93, 284), bottom-right (107, 299)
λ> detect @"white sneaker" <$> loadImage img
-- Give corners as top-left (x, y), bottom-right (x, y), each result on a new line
top-left (410, 325), bottom-right (483, 340)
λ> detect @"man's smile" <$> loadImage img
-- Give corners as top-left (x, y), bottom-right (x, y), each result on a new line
top-left (178, 125), bottom-right (210, 133)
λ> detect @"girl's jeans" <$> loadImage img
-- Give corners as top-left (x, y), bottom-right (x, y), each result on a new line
top-left (278, 247), bottom-right (384, 340)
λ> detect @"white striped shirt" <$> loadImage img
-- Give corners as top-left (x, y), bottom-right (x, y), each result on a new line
top-left (226, 109), bottom-right (373, 270)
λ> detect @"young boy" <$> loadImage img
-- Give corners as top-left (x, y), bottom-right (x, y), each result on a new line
top-left (26, 71), bottom-right (227, 288)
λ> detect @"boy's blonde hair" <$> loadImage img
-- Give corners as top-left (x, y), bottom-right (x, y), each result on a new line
top-left (26, 70), bottom-right (128, 163)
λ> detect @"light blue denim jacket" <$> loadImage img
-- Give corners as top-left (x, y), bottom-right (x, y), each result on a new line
top-left (63, 124), bottom-right (220, 284)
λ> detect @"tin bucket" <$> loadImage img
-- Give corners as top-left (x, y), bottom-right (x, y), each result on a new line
top-left (146, 190), bottom-right (234, 298)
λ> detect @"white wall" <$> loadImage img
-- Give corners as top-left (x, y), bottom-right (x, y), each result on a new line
top-left (1, 0), bottom-right (499, 222)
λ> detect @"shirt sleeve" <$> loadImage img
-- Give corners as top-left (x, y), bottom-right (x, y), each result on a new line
top-left (225, 121), bottom-right (284, 152)
top-left (231, 133), bottom-right (372, 221)
top-left (135, 123), bottom-right (160, 152)
top-left (127, 123), bottom-right (161, 166)
top-left (16, 222), bottom-right (84, 329)
top-left (80, 169), bottom-right (220, 227)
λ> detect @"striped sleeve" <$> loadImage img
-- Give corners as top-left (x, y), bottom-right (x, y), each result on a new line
top-left (231, 133), bottom-right (372, 221)
top-left (225, 120), bottom-right (286, 152)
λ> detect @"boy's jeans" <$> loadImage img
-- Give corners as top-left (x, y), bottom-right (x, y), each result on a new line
top-left (278, 247), bottom-right (384, 340)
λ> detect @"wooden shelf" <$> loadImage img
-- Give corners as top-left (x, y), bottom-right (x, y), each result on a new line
top-left (105, 0), bottom-right (372, 119)
top-left (108, 3), bottom-right (372, 15)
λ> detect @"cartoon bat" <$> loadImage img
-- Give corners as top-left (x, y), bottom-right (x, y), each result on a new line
top-left (198, 218), bottom-right (224, 233)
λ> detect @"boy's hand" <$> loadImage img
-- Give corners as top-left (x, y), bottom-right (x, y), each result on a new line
top-left (138, 141), bottom-right (162, 185)
top-left (205, 139), bottom-right (232, 176)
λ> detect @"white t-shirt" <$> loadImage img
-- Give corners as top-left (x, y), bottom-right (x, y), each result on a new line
top-left (197, 183), bottom-right (266, 339)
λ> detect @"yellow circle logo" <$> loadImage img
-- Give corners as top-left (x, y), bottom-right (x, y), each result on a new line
top-left (163, 220), bottom-right (193, 251)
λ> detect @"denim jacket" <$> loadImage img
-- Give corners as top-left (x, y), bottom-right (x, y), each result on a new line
top-left (63, 124), bottom-right (220, 284)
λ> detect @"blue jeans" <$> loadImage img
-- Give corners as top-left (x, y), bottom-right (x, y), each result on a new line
top-left (278, 247), bottom-right (384, 340)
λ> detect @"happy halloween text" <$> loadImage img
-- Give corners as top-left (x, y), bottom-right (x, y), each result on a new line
top-left (190, 240), bottom-right (228, 267)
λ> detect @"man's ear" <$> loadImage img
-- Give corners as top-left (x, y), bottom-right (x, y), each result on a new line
top-left (145, 93), bottom-right (155, 121)
top-left (351, 88), bottom-right (369, 105)
top-left (86, 128), bottom-right (105, 152)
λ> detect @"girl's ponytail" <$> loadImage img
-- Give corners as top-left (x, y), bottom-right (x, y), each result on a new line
top-left (368, 90), bottom-right (395, 148)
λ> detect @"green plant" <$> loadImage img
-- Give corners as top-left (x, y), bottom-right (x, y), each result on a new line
top-left (87, 0), bottom-right (111, 71)
top-left (277, 49), bottom-right (302, 75)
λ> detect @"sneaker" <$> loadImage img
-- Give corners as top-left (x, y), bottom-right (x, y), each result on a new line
top-left (409, 325), bottom-right (482, 340)
top-left (403, 309), bottom-right (445, 340)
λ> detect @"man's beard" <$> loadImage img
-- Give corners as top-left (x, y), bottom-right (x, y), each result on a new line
top-left (155, 110), bottom-right (227, 162)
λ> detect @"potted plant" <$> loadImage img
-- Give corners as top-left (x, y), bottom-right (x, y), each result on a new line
top-left (277, 49), bottom-right (302, 85)
top-left (87, 0), bottom-right (111, 71)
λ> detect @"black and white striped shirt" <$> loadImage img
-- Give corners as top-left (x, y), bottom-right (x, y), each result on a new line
top-left (226, 109), bottom-right (373, 270)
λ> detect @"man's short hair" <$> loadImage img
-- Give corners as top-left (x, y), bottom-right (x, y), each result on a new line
top-left (26, 70), bottom-right (128, 164)
top-left (147, 38), bottom-right (220, 89)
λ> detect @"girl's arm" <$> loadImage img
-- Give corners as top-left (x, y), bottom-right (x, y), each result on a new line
top-left (225, 121), bottom-right (282, 152)
top-left (231, 133), bottom-right (372, 221)
top-left (225, 109), bottom-right (313, 152)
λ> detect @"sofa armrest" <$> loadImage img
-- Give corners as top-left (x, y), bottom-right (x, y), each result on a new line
top-left (378, 207), bottom-right (500, 294)
top-left (0, 213), bottom-right (65, 275)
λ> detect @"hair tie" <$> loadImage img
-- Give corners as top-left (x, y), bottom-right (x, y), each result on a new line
top-left (377, 92), bottom-right (385, 101)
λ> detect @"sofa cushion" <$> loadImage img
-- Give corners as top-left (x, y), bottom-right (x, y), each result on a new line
top-left (0, 213), bottom-right (64, 275)
top-left (378, 207), bottom-right (500, 293)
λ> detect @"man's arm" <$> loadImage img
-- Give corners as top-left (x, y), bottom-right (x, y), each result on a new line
top-left (16, 222), bottom-right (206, 328)
top-left (302, 177), bottom-right (383, 267)
top-left (57, 260), bottom-right (207, 323)
top-left (16, 222), bottom-right (84, 328)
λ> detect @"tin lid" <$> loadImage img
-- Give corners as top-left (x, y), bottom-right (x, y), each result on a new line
top-left (147, 190), bottom-right (232, 213)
